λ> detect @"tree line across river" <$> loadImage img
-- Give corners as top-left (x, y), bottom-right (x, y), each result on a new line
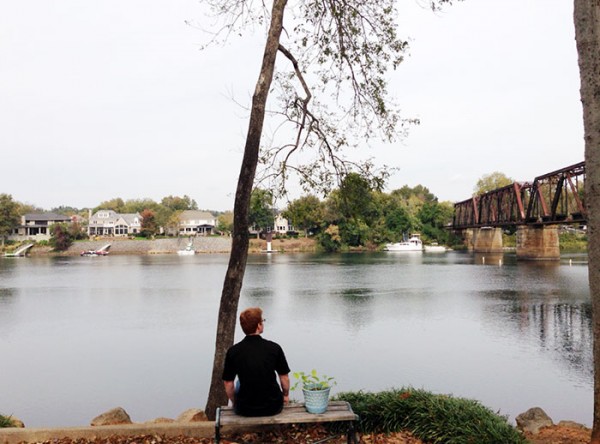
top-left (0, 176), bottom-right (456, 252)
top-left (4, 171), bottom-right (583, 253)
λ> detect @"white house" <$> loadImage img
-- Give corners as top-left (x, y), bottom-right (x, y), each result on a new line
top-left (88, 210), bottom-right (141, 237)
top-left (178, 210), bottom-right (218, 236)
top-left (274, 214), bottom-right (294, 234)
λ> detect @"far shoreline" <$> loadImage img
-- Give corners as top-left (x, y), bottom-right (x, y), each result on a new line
top-left (12, 236), bottom-right (319, 256)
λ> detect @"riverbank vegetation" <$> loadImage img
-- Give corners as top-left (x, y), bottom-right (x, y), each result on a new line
top-left (335, 388), bottom-right (526, 443)
top-left (559, 231), bottom-right (588, 252)
top-left (272, 177), bottom-right (459, 252)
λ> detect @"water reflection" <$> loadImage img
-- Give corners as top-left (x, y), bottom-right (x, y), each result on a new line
top-left (337, 288), bottom-right (374, 299)
top-left (0, 287), bottom-right (16, 338)
top-left (0, 286), bottom-right (15, 300)
top-left (473, 252), bottom-right (506, 265)
top-left (484, 287), bottom-right (592, 380)
top-left (477, 257), bottom-right (592, 391)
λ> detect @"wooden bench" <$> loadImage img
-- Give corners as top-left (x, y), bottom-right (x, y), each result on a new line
top-left (215, 401), bottom-right (359, 443)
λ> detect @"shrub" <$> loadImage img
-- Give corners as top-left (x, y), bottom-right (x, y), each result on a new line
top-left (335, 388), bottom-right (526, 444)
top-left (0, 414), bottom-right (15, 428)
top-left (49, 223), bottom-right (74, 251)
top-left (317, 224), bottom-right (343, 252)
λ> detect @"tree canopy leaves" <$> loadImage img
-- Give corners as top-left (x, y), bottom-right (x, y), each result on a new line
top-left (0, 194), bottom-right (20, 246)
top-left (473, 172), bottom-right (514, 196)
top-left (282, 182), bottom-right (455, 251)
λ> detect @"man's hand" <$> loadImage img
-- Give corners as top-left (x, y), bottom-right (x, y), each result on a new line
top-left (223, 380), bottom-right (236, 406)
top-left (279, 374), bottom-right (290, 404)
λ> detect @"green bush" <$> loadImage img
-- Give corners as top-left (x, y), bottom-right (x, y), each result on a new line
top-left (0, 414), bottom-right (15, 428)
top-left (335, 388), bottom-right (525, 444)
top-left (559, 232), bottom-right (587, 251)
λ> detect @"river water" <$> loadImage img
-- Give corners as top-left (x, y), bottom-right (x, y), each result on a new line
top-left (0, 251), bottom-right (592, 428)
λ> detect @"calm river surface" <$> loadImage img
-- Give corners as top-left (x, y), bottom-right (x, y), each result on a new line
top-left (0, 251), bottom-right (591, 428)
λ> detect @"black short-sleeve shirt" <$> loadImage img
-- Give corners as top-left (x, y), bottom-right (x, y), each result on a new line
top-left (222, 335), bottom-right (291, 416)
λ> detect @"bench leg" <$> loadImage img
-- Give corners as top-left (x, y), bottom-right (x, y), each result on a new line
top-left (347, 421), bottom-right (358, 444)
top-left (215, 407), bottom-right (221, 444)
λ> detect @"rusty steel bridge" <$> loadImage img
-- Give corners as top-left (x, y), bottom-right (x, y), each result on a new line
top-left (453, 161), bottom-right (586, 229)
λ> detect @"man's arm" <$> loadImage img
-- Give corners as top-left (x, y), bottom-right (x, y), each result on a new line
top-left (279, 374), bottom-right (290, 404)
top-left (223, 380), bottom-right (236, 406)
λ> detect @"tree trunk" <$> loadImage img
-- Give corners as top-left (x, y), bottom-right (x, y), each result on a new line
top-left (574, 1), bottom-right (600, 441)
top-left (204, 0), bottom-right (288, 420)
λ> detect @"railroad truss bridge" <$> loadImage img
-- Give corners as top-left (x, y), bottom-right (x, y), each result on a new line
top-left (452, 161), bottom-right (586, 260)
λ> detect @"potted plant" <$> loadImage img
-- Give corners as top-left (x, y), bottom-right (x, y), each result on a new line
top-left (292, 369), bottom-right (336, 414)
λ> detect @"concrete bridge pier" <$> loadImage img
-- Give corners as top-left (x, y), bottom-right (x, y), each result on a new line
top-left (462, 229), bottom-right (474, 251)
top-left (516, 226), bottom-right (560, 260)
top-left (461, 228), bottom-right (503, 252)
top-left (471, 227), bottom-right (504, 253)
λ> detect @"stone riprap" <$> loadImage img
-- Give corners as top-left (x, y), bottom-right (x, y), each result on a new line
top-left (90, 408), bottom-right (132, 426)
top-left (515, 407), bottom-right (554, 434)
top-left (68, 237), bottom-right (232, 255)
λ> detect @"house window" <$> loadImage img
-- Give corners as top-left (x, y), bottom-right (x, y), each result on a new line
top-left (115, 225), bottom-right (128, 235)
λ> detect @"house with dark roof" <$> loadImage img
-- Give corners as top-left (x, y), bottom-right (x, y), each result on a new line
top-left (178, 210), bottom-right (217, 236)
top-left (10, 213), bottom-right (73, 241)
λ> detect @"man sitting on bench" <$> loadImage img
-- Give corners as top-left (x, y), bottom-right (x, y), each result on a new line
top-left (222, 307), bottom-right (291, 416)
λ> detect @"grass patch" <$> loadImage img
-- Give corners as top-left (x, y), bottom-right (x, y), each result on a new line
top-left (335, 388), bottom-right (525, 444)
top-left (0, 414), bottom-right (15, 428)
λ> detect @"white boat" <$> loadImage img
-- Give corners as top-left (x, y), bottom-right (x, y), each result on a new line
top-left (81, 243), bottom-right (111, 256)
top-left (177, 241), bottom-right (195, 256)
top-left (424, 243), bottom-right (447, 253)
top-left (384, 234), bottom-right (423, 252)
top-left (4, 243), bottom-right (34, 257)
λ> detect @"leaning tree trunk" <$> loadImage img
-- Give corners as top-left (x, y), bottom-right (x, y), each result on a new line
top-left (574, 1), bottom-right (600, 442)
top-left (204, 0), bottom-right (288, 420)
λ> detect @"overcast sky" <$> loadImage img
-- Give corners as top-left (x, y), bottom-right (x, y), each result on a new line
top-left (0, 0), bottom-right (583, 212)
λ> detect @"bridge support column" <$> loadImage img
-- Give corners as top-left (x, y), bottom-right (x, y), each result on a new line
top-left (472, 227), bottom-right (503, 253)
top-left (516, 226), bottom-right (560, 260)
top-left (462, 229), bottom-right (475, 251)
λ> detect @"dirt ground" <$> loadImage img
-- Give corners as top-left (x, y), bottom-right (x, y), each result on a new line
top-left (523, 423), bottom-right (592, 444)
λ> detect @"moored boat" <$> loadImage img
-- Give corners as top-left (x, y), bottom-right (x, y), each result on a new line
top-left (424, 243), bottom-right (447, 253)
top-left (81, 243), bottom-right (111, 256)
top-left (384, 234), bottom-right (423, 252)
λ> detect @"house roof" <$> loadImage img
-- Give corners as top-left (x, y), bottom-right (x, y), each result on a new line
top-left (91, 210), bottom-right (118, 220)
top-left (179, 210), bottom-right (216, 221)
top-left (119, 213), bottom-right (141, 225)
top-left (25, 213), bottom-right (71, 222)
top-left (91, 210), bottom-right (143, 227)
